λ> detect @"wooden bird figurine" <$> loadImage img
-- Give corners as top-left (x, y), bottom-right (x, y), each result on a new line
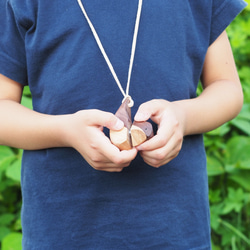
top-left (109, 98), bottom-right (133, 150)
top-left (110, 98), bottom-right (153, 150)
top-left (131, 121), bottom-right (154, 147)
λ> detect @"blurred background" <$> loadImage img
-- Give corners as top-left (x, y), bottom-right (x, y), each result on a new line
top-left (0, 2), bottom-right (250, 250)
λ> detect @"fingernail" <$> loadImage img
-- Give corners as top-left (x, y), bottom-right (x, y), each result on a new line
top-left (134, 112), bottom-right (148, 121)
top-left (115, 119), bottom-right (124, 130)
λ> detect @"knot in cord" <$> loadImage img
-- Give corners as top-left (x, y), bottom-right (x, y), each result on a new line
top-left (122, 95), bottom-right (134, 108)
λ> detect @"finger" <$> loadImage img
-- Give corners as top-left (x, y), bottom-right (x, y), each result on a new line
top-left (104, 145), bottom-right (138, 165)
top-left (93, 131), bottom-right (138, 165)
top-left (146, 132), bottom-right (181, 160)
top-left (140, 151), bottom-right (177, 168)
top-left (90, 150), bottom-right (135, 169)
top-left (136, 134), bottom-right (165, 151)
top-left (85, 147), bottom-right (132, 171)
top-left (134, 99), bottom-right (165, 122)
top-left (117, 148), bottom-right (138, 163)
top-left (140, 133), bottom-right (183, 167)
top-left (90, 161), bottom-right (130, 172)
top-left (137, 121), bottom-right (173, 151)
top-left (140, 144), bottom-right (179, 165)
top-left (94, 167), bottom-right (125, 173)
top-left (137, 107), bottom-right (183, 151)
top-left (86, 155), bottom-right (126, 172)
top-left (80, 126), bottom-right (137, 169)
top-left (84, 110), bottom-right (124, 131)
top-left (134, 101), bottom-right (155, 122)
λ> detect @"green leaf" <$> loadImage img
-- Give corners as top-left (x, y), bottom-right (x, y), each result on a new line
top-left (206, 155), bottom-right (225, 176)
top-left (0, 146), bottom-right (13, 158)
top-left (0, 146), bottom-right (17, 181)
top-left (225, 136), bottom-right (250, 165)
top-left (238, 159), bottom-right (250, 170)
top-left (231, 236), bottom-right (237, 250)
top-left (0, 214), bottom-right (15, 226)
top-left (0, 157), bottom-right (16, 182)
top-left (230, 104), bottom-right (250, 135)
top-left (228, 171), bottom-right (250, 191)
top-left (239, 66), bottom-right (250, 81)
top-left (21, 95), bottom-right (33, 110)
top-left (22, 86), bottom-right (32, 96)
top-left (230, 119), bottom-right (250, 136)
top-left (221, 226), bottom-right (235, 247)
top-left (206, 123), bottom-right (230, 136)
top-left (244, 0), bottom-right (250, 11)
top-left (211, 242), bottom-right (221, 250)
top-left (210, 204), bottom-right (224, 230)
top-left (222, 188), bottom-right (245, 214)
top-left (0, 227), bottom-right (10, 241)
top-left (219, 219), bottom-right (250, 246)
top-left (2, 233), bottom-right (22, 250)
top-left (13, 218), bottom-right (22, 231)
top-left (209, 189), bottom-right (222, 203)
top-left (5, 159), bottom-right (21, 182)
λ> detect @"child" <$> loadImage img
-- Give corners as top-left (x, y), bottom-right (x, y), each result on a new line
top-left (0, 0), bottom-right (247, 249)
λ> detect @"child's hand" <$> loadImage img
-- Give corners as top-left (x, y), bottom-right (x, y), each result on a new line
top-left (134, 99), bottom-right (185, 168)
top-left (64, 110), bottom-right (138, 172)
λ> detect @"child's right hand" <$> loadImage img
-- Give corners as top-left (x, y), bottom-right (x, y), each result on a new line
top-left (62, 109), bottom-right (138, 172)
top-left (0, 74), bottom-right (137, 172)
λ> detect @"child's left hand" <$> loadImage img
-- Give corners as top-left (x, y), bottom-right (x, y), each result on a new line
top-left (134, 99), bottom-right (185, 168)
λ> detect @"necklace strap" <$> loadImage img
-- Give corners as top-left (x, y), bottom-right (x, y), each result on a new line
top-left (77, 0), bottom-right (143, 107)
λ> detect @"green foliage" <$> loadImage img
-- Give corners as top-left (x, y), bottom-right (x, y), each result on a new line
top-left (1, 233), bottom-right (22, 250)
top-left (0, 7), bottom-right (250, 250)
top-left (207, 6), bottom-right (250, 249)
top-left (0, 147), bottom-right (22, 249)
top-left (0, 86), bottom-right (31, 249)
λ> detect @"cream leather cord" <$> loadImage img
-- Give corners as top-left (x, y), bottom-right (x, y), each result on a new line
top-left (77, 0), bottom-right (143, 107)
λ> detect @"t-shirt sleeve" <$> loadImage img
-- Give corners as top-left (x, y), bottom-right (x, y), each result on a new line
top-left (210, 0), bottom-right (247, 45)
top-left (0, 0), bottom-right (28, 85)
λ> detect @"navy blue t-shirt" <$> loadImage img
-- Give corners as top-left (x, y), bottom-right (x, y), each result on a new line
top-left (0, 0), bottom-right (246, 249)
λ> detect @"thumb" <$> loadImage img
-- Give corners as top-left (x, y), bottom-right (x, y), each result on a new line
top-left (134, 101), bottom-right (153, 122)
top-left (87, 110), bottom-right (124, 130)
top-left (134, 100), bottom-right (169, 123)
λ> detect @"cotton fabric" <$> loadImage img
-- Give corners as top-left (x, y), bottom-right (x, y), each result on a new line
top-left (0, 0), bottom-right (246, 249)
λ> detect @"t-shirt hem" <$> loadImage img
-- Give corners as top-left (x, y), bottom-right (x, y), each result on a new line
top-left (210, 0), bottom-right (247, 45)
top-left (0, 52), bottom-right (28, 85)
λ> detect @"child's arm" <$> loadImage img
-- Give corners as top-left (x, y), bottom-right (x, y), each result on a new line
top-left (0, 74), bottom-right (137, 172)
top-left (134, 31), bottom-right (243, 168)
